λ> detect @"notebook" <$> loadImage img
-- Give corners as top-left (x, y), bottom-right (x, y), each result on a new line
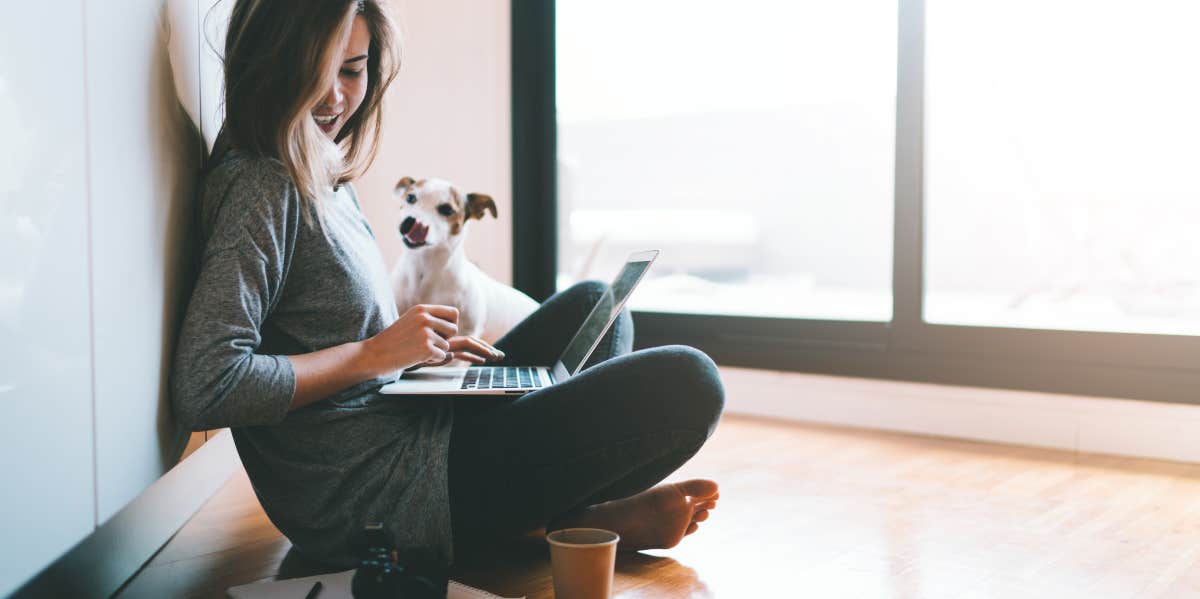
top-left (226, 569), bottom-right (522, 599)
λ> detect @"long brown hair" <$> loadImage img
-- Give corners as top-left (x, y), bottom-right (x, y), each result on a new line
top-left (221, 0), bottom-right (401, 216)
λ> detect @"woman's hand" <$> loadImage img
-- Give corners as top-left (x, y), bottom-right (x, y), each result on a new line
top-left (361, 304), bottom-right (462, 375)
top-left (407, 335), bottom-right (505, 371)
top-left (288, 305), bottom-right (508, 411)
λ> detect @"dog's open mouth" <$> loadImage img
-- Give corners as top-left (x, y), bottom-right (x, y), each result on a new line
top-left (400, 216), bottom-right (429, 249)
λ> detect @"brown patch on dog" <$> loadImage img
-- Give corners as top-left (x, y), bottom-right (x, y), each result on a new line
top-left (395, 176), bottom-right (416, 192)
top-left (447, 186), bottom-right (467, 235)
top-left (466, 193), bottom-right (497, 221)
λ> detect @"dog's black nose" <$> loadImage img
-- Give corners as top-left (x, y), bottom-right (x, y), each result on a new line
top-left (399, 216), bottom-right (416, 235)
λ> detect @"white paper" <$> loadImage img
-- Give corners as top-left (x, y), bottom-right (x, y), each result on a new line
top-left (227, 569), bottom-right (522, 599)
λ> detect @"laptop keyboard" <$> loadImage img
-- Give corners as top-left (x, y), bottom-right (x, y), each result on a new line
top-left (461, 366), bottom-right (543, 390)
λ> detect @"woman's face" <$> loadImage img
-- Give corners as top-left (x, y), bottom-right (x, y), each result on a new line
top-left (313, 15), bottom-right (371, 139)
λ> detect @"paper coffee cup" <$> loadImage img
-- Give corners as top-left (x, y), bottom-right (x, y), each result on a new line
top-left (546, 528), bottom-right (620, 599)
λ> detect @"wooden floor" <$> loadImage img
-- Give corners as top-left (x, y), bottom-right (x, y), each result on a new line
top-left (116, 413), bottom-right (1200, 599)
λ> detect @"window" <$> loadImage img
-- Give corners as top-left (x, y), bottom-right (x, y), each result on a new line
top-left (555, 0), bottom-right (897, 321)
top-left (925, 0), bottom-right (1200, 335)
top-left (512, 0), bottom-right (1200, 404)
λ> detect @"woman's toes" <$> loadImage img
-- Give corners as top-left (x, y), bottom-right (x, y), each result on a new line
top-left (678, 479), bottom-right (719, 500)
top-left (694, 499), bottom-right (717, 512)
top-left (693, 509), bottom-right (710, 523)
top-left (685, 522), bottom-right (699, 536)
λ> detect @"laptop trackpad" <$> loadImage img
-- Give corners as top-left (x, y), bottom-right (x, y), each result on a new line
top-left (401, 367), bottom-right (468, 381)
top-left (378, 367), bottom-right (468, 394)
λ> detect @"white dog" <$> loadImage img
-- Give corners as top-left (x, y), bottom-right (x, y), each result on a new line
top-left (390, 177), bottom-right (539, 343)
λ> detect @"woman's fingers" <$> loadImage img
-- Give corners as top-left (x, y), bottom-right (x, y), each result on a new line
top-left (436, 335), bottom-right (500, 366)
top-left (423, 314), bottom-right (458, 339)
top-left (411, 351), bottom-right (487, 369)
top-left (405, 351), bottom-right (455, 371)
top-left (454, 351), bottom-right (489, 365)
top-left (423, 335), bottom-right (499, 367)
top-left (422, 304), bottom-right (460, 324)
top-left (419, 305), bottom-right (459, 339)
top-left (448, 336), bottom-right (504, 361)
top-left (422, 351), bottom-right (453, 367)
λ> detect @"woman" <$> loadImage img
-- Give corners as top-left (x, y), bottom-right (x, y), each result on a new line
top-left (172, 0), bottom-right (724, 565)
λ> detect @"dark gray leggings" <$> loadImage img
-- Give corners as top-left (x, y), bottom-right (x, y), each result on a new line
top-left (447, 281), bottom-right (725, 549)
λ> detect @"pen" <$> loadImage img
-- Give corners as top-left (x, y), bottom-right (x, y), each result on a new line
top-left (303, 581), bottom-right (323, 599)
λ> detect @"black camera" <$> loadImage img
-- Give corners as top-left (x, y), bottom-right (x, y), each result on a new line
top-left (350, 523), bottom-right (449, 599)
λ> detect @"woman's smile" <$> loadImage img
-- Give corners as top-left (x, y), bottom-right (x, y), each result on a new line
top-left (313, 112), bottom-right (341, 134)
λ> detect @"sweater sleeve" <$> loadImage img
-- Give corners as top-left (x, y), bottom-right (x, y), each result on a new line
top-left (170, 161), bottom-right (300, 431)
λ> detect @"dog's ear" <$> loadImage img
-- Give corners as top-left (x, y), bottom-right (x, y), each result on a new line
top-left (395, 176), bottom-right (415, 192)
top-left (465, 193), bottom-right (498, 220)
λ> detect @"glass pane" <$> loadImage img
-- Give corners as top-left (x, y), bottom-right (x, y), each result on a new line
top-left (925, 0), bottom-right (1200, 335)
top-left (556, 0), bottom-right (897, 321)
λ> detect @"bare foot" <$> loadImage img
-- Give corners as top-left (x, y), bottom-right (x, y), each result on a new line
top-left (551, 479), bottom-right (720, 551)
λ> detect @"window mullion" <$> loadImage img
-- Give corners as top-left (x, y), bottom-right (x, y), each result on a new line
top-left (891, 0), bottom-right (926, 350)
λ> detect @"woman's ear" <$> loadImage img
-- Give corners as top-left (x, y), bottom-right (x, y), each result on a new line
top-left (466, 193), bottom-right (498, 220)
top-left (395, 176), bottom-right (415, 192)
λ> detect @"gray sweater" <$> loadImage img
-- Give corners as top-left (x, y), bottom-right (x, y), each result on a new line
top-left (171, 143), bottom-right (453, 564)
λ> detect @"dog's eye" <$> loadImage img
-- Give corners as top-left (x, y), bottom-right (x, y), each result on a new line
top-left (436, 203), bottom-right (454, 217)
top-left (406, 194), bottom-right (418, 205)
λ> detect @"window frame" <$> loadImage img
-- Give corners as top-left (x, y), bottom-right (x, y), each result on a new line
top-left (511, 0), bottom-right (1200, 405)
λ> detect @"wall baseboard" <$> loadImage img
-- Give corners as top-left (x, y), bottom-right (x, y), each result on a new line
top-left (14, 430), bottom-right (239, 599)
top-left (720, 367), bottom-right (1200, 464)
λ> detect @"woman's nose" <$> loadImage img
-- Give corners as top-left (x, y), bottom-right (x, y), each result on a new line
top-left (321, 83), bottom-right (344, 109)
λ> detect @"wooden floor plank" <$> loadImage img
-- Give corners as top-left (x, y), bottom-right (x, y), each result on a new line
top-left (117, 408), bottom-right (1200, 598)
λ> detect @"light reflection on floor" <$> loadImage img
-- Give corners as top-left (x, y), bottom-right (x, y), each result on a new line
top-left (647, 415), bottom-right (1200, 598)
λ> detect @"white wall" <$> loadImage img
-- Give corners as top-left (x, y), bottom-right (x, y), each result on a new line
top-left (0, 3), bottom-right (97, 593)
top-left (88, 0), bottom-right (201, 524)
top-left (0, 0), bottom-right (200, 593)
top-left (358, 0), bottom-right (513, 282)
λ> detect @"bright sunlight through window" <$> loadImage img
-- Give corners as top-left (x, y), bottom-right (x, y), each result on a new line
top-left (555, 0), bottom-right (897, 321)
top-left (925, 0), bottom-right (1200, 335)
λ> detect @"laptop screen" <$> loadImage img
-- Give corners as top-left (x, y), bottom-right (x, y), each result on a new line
top-left (555, 251), bottom-right (658, 377)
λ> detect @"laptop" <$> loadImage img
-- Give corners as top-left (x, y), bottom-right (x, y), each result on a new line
top-left (379, 250), bottom-right (659, 396)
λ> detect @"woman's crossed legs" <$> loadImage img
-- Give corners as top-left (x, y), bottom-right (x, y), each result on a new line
top-left (447, 281), bottom-right (725, 552)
